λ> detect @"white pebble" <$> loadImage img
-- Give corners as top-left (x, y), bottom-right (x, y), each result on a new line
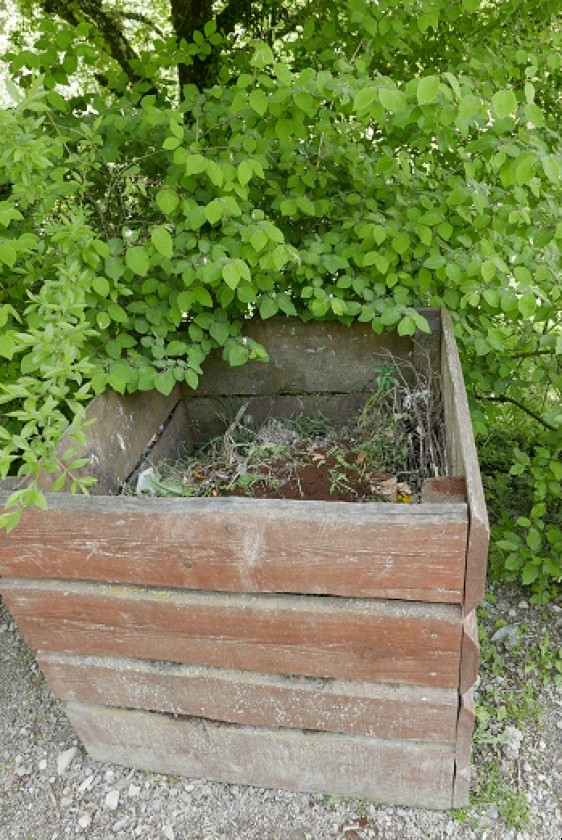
top-left (57, 747), bottom-right (78, 775)
top-left (128, 784), bottom-right (141, 797)
top-left (113, 817), bottom-right (130, 832)
top-left (78, 814), bottom-right (92, 829)
top-left (105, 789), bottom-right (120, 810)
top-left (162, 826), bottom-right (175, 840)
top-left (78, 774), bottom-right (95, 792)
top-left (38, 759), bottom-right (48, 771)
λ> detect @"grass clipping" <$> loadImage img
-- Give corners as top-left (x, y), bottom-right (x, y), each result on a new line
top-left (133, 360), bottom-right (446, 504)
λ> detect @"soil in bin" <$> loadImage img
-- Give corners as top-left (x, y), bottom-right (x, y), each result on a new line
top-left (131, 372), bottom-right (447, 504)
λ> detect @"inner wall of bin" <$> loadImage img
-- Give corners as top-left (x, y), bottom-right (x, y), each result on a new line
top-left (128, 314), bottom-right (445, 490)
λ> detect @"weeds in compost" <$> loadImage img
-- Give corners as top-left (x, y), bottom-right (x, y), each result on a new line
top-left (130, 354), bottom-right (446, 503)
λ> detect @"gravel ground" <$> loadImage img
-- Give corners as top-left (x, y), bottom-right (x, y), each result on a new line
top-left (1, 585), bottom-right (560, 840)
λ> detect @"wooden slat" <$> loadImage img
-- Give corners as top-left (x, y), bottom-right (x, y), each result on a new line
top-left (421, 477), bottom-right (467, 504)
top-left (1, 580), bottom-right (463, 688)
top-left (441, 309), bottom-right (489, 614)
top-left (193, 317), bottom-right (436, 396)
top-left (0, 495), bottom-right (468, 603)
top-left (453, 690), bottom-right (475, 808)
top-left (38, 387), bottom-right (183, 494)
top-left (66, 701), bottom-right (456, 810)
top-left (459, 609), bottom-right (480, 694)
top-left (38, 652), bottom-right (459, 743)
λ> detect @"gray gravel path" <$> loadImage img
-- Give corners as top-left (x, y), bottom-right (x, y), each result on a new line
top-left (1, 586), bottom-right (560, 840)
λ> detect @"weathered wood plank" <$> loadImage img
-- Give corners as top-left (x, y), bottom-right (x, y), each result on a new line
top-left (2, 580), bottom-right (463, 688)
top-left (38, 652), bottom-right (458, 743)
top-left (0, 495), bottom-right (468, 602)
top-left (421, 477), bottom-right (467, 504)
top-left (193, 317), bottom-right (438, 396)
top-left (66, 701), bottom-right (456, 809)
top-left (453, 690), bottom-right (475, 808)
top-left (459, 609), bottom-right (480, 694)
top-left (38, 387), bottom-right (183, 494)
top-left (441, 309), bottom-right (489, 614)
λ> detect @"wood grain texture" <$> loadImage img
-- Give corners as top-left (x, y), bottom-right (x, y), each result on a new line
top-left (66, 701), bottom-right (456, 809)
top-left (453, 690), bottom-right (475, 808)
top-left (0, 495), bottom-right (468, 603)
top-left (441, 309), bottom-right (489, 614)
top-left (2, 580), bottom-right (463, 688)
top-left (421, 477), bottom-right (467, 504)
top-left (38, 652), bottom-right (459, 743)
top-left (38, 387), bottom-right (183, 494)
top-left (459, 610), bottom-right (480, 694)
top-left (193, 317), bottom-right (437, 396)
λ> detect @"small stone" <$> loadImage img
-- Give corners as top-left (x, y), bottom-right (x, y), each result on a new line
top-left (113, 817), bottom-right (130, 832)
top-left (484, 803), bottom-right (499, 820)
top-left (78, 774), bottom-right (95, 792)
top-left (517, 600), bottom-right (529, 609)
top-left (57, 747), bottom-right (78, 775)
top-left (38, 759), bottom-right (48, 771)
top-left (78, 814), bottom-right (92, 829)
top-left (105, 789), bottom-right (120, 810)
top-left (60, 796), bottom-right (73, 808)
top-left (491, 625), bottom-right (520, 647)
top-left (105, 770), bottom-right (116, 784)
top-left (128, 784), bottom-right (141, 797)
top-left (162, 826), bottom-right (175, 840)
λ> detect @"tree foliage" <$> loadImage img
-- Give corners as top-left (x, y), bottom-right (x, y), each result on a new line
top-left (1, 0), bottom-right (561, 596)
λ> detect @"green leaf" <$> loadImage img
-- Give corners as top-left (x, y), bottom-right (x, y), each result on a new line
top-left (518, 293), bottom-right (536, 318)
top-left (107, 302), bottom-right (128, 324)
top-left (205, 200), bottom-right (223, 225)
top-left (462, 0), bottom-right (480, 11)
top-left (227, 344), bottom-right (250, 366)
top-left (125, 246), bottom-right (149, 276)
top-left (353, 86), bottom-right (378, 113)
top-left (514, 154), bottom-right (537, 185)
top-left (184, 369), bottom-right (199, 389)
top-left (192, 287), bottom-right (213, 307)
top-left (151, 226), bottom-right (173, 259)
top-left (156, 189), bottom-right (179, 215)
top-left (397, 316), bottom-right (416, 336)
top-left (522, 562), bottom-right (539, 585)
top-left (209, 320), bottom-right (229, 345)
top-left (166, 340), bottom-right (186, 357)
top-left (162, 136), bottom-right (181, 150)
top-left (379, 87), bottom-right (408, 113)
top-left (0, 242), bottom-right (17, 267)
top-left (259, 297), bottom-right (278, 319)
top-left (251, 42), bottom-right (274, 68)
top-left (92, 275), bottom-right (110, 297)
top-left (491, 89), bottom-right (517, 119)
top-left (153, 369), bottom-right (176, 396)
top-left (238, 160), bottom-right (253, 186)
top-left (249, 89), bottom-right (268, 116)
top-left (184, 154), bottom-right (208, 176)
top-left (391, 232), bottom-right (410, 256)
top-left (97, 311), bottom-right (111, 329)
top-left (417, 76), bottom-right (440, 106)
top-left (222, 261), bottom-right (240, 289)
top-left (481, 261), bottom-right (496, 282)
top-left (250, 228), bottom-right (268, 253)
top-left (542, 156), bottom-right (560, 184)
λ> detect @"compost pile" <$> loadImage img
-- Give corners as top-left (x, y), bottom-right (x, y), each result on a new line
top-left (132, 365), bottom-right (446, 504)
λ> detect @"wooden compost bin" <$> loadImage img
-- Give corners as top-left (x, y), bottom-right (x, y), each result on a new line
top-left (0, 308), bottom-right (488, 810)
